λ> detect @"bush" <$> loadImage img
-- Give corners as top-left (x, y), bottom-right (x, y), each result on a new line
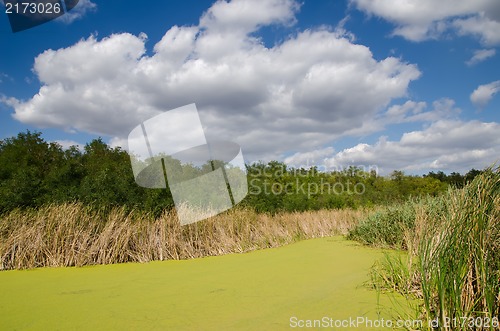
top-left (347, 199), bottom-right (417, 249)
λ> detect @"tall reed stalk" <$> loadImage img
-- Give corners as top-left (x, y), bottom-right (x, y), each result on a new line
top-left (0, 205), bottom-right (364, 270)
top-left (354, 167), bottom-right (499, 330)
top-left (416, 168), bottom-right (500, 330)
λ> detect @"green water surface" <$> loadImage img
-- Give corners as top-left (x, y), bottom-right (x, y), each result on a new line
top-left (0, 237), bottom-right (409, 330)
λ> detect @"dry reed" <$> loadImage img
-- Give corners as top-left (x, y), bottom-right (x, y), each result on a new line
top-left (0, 204), bottom-right (365, 270)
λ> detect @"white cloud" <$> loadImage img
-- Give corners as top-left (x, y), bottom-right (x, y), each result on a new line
top-left (12, 33), bottom-right (153, 137)
top-left (54, 139), bottom-right (84, 150)
top-left (453, 12), bottom-right (500, 46)
top-left (56, 0), bottom-right (97, 24)
top-left (466, 49), bottom-right (496, 66)
top-left (199, 0), bottom-right (299, 33)
top-left (0, 95), bottom-right (19, 109)
top-left (282, 98), bottom-right (491, 174)
top-left (6, 0), bottom-right (420, 162)
top-left (333, 15), bottom-right (356, 42)
top-left (351, 0), bottom-right (500, 45)
top-left (321, 120), bottom-right (500, 174)
top-left (386, 100), bottom-right (426, 117)
top-left (284, 147), bottom-right (335, 167)
top-left (470, 80), bottom-right (500, 108)
top-left (374, 98), bottom-right (460, 128)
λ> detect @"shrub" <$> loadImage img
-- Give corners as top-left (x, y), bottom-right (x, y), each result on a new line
top-left (347, 199), bottom-right (417, 249)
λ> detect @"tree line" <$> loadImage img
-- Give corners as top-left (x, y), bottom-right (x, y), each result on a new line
top-left (0, 131), bottom-right (484, 215)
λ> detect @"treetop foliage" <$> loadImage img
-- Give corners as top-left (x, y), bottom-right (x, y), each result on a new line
top-left (0, 131), bottom-right (484, 214)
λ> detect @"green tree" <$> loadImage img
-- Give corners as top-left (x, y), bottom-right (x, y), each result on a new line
top-left (0, 131), bottom-right (65, 211)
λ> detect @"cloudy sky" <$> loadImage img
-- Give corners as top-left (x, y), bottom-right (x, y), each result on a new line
top-left (0, 0), bottom-right (499, 175)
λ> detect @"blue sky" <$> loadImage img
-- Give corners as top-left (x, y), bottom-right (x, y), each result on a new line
top-left (0, 0), bottom-right (499, 175)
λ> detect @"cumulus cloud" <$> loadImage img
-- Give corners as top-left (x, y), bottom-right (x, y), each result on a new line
top-left (200, 0), bottom-right (299, 32)
top-left (351, 0), bottom-right (500, 45)
top-left (386, 100), bottom-right (426, 118)
top-left (284, 147), bottom-right (335, 168)
top-left (470, 80), bottom-right (500, 108)
top-left (54, 139), bottom-right (84, 150)
top-left (453, 12), bottom-right (500, 46)
top-left (368, 98), bottom-right (459, 129)
top-left (6, 0), bottom-right (420, 162)
top-left (322, 120), bottom-right (500, 174)
top-left (466, 49), bottom-right (496, 66)
top-left (283, 98), bottom-right (480, 173)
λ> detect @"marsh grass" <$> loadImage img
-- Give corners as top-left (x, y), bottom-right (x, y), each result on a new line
top-left (0, 205), bottom-right (364, 270)
top-left (353, 167), bottom-right (500, 330)
top-left (347, 199), bottom-right (417, 249)
top-left (416, 168), bottom-right (500, 330)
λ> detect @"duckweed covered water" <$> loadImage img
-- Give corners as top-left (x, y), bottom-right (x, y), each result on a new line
top-left (0, 237), bottom-right (409, 330)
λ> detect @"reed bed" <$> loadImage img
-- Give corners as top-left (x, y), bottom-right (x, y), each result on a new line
top-left (415, 168), bottom-right (500, 330)
top-left (0, 205), bottom-right (365, 270)
top-left (351, 167), bottom-right (500, 330)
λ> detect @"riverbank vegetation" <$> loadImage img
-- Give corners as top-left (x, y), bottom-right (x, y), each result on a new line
top-left (0, 131), bottom-right (482, 215)
top-left (349, 168), bottom-right (500, 330)
top-left (0, 205), bottom-right (365, 270)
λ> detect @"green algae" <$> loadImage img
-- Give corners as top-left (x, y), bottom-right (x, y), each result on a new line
top-left (0, 237), bottom-right (410, 330)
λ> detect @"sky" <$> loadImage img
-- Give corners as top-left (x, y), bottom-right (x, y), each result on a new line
top-left (0, 0), bottom-right (499, 175)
